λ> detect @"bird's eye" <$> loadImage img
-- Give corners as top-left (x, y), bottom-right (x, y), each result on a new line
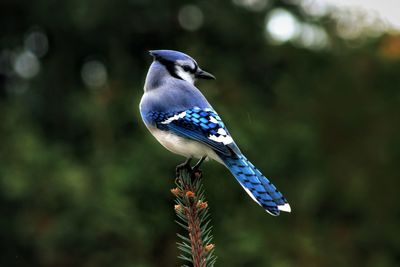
top-left (182, 65), bottom-right (192, 72)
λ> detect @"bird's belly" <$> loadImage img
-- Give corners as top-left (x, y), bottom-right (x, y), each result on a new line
top-left (149, 127), bottom-right (223, 164)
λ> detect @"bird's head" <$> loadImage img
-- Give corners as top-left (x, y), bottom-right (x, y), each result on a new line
top-left (149, 50), bottom-right (215, 84)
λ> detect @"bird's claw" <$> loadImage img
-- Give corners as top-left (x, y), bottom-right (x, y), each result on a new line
top-left (176, 157), bottom-right (193, 177)
top-left (175, 156), bottom-right (206, 179)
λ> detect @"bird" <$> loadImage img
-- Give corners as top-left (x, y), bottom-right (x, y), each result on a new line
top-left (139, 50), bottom-right (291, 216)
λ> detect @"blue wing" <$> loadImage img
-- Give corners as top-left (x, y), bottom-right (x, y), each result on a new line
top-left (146, 107), bottom-right (240, 156)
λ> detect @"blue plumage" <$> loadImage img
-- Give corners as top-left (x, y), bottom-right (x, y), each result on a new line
top-left (146, 107), bottom-right (240, 156)
top-left (140, 50), bottom-right (291, 215)
top-left (149, 50), bottom-right (196, 63)
top-left (220, 155), bottom-right (288, 216)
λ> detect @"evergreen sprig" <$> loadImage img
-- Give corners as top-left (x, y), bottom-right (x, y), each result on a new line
top-left (172, 163), bottom-right (217, 267)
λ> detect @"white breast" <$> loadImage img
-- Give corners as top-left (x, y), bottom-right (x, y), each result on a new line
top-left (148, 127), bottom-right (223, 164)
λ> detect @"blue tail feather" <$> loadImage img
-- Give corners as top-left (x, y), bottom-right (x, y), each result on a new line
top-left (219, 154), bottom-right (290, 216)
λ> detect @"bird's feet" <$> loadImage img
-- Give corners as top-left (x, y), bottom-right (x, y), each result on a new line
top-left (175, 156), bottom-right (206, 179)
top-left (192, 156), bottom-right (206, 179)
top-left (176, 157), bottom-right (193, 177)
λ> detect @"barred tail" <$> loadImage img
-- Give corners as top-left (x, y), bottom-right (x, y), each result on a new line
top-left (219, 154), bottom-right (291, 216)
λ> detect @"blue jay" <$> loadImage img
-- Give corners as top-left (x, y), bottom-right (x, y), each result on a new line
top-left (139, 50), bottom-right (291, 216)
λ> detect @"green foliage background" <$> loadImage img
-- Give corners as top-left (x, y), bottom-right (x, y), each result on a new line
top-left (1, 0), bottom-right (399, 266)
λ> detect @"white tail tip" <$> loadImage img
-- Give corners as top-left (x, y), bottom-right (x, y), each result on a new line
top-left (278, 203), bottom-right (291, 213)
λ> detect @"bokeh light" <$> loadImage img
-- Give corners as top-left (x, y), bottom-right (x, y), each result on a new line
top-left (24, 30), bottom-right (49, 58)
top-left (265, 8), bottom-right (300, 44)
top-left (232, 0), bottom-right (269, 12)
top-left (178, 5), bottom-right (204, 31)
top-left (318, 0), bottom-right (400, 30)
top-left (296, 23), bottom-right (330, 49)
top-left (265, 8), bottom-right (330, 50)
top-left (333, 8), bottom-right (388, 40)
top-left (13, 50), bottom-right (40, 79)
top-left (299, 0), bottom-right (329, 17)
top-left (81, 60), bottom-right (108, 89)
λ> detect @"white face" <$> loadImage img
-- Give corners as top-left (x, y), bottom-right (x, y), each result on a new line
top-left (174, 60), bottom-right (197, 84)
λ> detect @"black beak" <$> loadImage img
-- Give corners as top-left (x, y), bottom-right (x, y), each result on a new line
top-left (195, 69), bottom-right (216, 80)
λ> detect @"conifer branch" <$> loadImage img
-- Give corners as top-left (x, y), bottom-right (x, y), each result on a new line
top-left (172, 163), bottom-right (217, 267)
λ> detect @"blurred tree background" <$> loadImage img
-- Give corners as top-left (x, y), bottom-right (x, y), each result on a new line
top-left (1, 0), bottom-right (400, 266)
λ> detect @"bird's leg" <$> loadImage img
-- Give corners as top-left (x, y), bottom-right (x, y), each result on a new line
top-left (176, 157), bottom-right (193, 177)
top-left (193, 156), bottom-right (206, 171)
top-left (192, 156), bottom-right (206, 180)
